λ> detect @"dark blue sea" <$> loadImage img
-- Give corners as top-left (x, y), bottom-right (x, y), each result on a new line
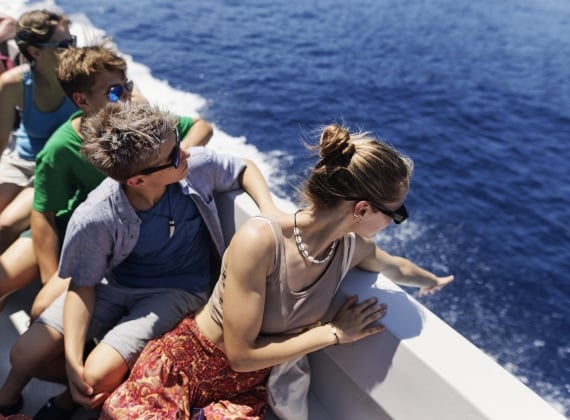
top-left (6, 0), bottom-right (570, 415)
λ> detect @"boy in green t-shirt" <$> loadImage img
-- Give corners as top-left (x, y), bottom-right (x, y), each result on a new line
top-left (31, 44), bottom-right (213, 319)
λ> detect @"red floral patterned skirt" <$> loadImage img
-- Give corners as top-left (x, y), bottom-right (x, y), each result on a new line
top-left (100, 315), bottom-right (271, 419)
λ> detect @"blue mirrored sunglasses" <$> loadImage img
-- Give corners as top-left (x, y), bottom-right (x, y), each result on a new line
top-left (107, 80), bottom-right (134, 103)
top-left (139, 128), bottom-right (181, 175)
top-left (35, 35), bottom-right (77, 49)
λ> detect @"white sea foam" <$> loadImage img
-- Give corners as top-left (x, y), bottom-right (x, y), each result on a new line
top-left (1, 0), bottom-right (283, 196)
top-left (0, 0), bottom-right (27, 16)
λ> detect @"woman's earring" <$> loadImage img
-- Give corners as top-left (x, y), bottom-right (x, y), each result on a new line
top-left (353, 214), bottom-right (362, 223)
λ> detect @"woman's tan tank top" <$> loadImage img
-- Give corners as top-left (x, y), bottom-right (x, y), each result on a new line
top-left (208, 215), bottom-right (355, 334)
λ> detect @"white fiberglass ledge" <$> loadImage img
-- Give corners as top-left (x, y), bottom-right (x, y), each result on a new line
top-left (215, 191), bottom-right (564, 420)
top-left (310, 270), bottom-right (565, 420)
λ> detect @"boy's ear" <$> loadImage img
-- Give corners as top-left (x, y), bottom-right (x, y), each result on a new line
top-left (126, 175), bottom-right (145, 187)
top-left (72, 92), bottom-right (89, 110)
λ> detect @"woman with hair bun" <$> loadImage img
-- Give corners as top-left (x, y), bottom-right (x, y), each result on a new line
top-left (102, 124), bottom-right (454, 419)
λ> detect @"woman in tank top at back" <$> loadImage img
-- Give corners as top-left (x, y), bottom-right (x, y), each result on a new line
top-left (0, 9), bottom-right (77, 253)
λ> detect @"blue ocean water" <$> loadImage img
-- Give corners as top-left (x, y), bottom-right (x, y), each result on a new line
top-left (5, 0), bottom-right (570, 415)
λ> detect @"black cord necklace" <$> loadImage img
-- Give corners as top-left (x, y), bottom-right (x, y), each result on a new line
top-left (167, 187), bottom-right (175, 239)
top-left (134, 186), bottom-right (176, 239)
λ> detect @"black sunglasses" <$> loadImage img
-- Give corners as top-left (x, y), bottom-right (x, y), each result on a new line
top-left (346, 197), bottom-right (409, 224)
top-left (107, 80), bottom-right (134, 102)
top-left (139, 128), bottom-right (181, 175)
top-left (35, 35), bottom-right (77, 49)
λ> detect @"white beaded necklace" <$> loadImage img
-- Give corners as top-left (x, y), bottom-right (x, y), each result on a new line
top-left (293, 210), bottom-right (336, 264)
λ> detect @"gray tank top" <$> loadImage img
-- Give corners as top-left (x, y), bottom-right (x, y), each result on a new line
top-left (208, 215), bottom-right (355, 334)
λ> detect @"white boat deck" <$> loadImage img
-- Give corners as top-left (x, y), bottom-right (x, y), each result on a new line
top-left (1, 282), bottom-right (101, 418)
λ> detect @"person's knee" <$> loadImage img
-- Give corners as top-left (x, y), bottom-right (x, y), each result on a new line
top-left (83, 344), bottom-right (129, 394)
top-left (9, 324), bottom-right (63, 374)
top-left (9, 339), bottom-right (27, 370)
top-left (0, 194), bottom-right (32, 234)
top-left (9, 335), bottom-right (37, 372)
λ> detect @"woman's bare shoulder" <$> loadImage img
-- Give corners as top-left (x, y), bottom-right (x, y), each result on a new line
top-left (227, 216), bottom-right (284, 266)
top-left (236, 216), bottom-right (281, 247)
top-left (0, 65), bottom-right (24, 100)
top-left (0, 64), bottom-right (24, 84)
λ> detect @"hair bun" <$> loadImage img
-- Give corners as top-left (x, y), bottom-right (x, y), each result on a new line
top-left (318, 124), bottom-right (355, 167)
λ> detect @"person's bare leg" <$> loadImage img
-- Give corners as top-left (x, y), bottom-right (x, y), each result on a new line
top-left (30, 275), bottom-right (70, 321)
top-left (31, 352), bottom-right (76, 412)
top-left (0, 237), bottom-right (39, 301)
top-left (84, 343), bottom-right (129, 396)
top-left (0, 184), bottom-right (21, 213)
top-left (0, 322), bottom-right (64, 407)
top-left (0, 187), bottom-right (33, 253)
top-left (0, 368), bottom-right (29, 408)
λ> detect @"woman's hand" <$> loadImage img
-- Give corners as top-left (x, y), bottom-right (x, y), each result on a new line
top-left (331, 295), bottom-right (387, 345)
top-left (418, 275), bottom-right (454, 297)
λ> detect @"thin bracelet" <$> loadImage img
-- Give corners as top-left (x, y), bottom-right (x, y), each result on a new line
top-left (329, 323), bottom-right (340, 345)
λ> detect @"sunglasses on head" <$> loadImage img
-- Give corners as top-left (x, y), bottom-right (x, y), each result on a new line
top-left (346, 197), bottom-right (409, 224)
top-left (35, 35), bottom-right (77, 49)
top-left (107, 80), bottom-right (134, 103)
top-left (139, 127), bottom-right (181, 175)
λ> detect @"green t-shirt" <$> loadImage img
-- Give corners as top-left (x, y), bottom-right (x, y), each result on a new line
top-left (33, 111), bottom-right (195, 227)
